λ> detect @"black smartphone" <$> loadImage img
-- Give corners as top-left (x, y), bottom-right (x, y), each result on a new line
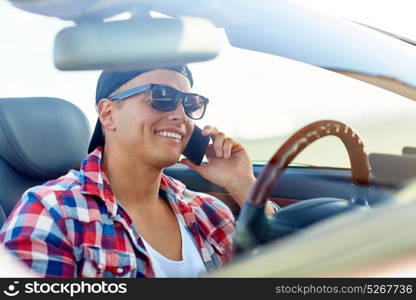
top-left (182, 125), bottom-right (210, 165)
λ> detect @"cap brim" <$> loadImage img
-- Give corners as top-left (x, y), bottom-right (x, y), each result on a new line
top-left (88, 119), bottom-right (104, 153)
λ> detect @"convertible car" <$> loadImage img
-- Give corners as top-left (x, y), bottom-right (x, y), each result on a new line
top-left (1, 0), bottom-right (416, 277)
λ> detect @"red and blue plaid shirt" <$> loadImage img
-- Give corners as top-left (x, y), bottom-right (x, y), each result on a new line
top-left (0, 147), bottom-right (235, 277)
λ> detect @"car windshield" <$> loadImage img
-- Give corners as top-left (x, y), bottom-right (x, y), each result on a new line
top-left (2, 0), bottom-right (416, 168)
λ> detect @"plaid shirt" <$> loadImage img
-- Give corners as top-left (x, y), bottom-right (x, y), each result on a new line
top-left (0, 147), bottom-right (235, 278)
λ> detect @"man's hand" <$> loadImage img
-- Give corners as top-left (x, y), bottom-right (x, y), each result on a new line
top-left (179, 126), bottom-right (275, 216)
top-left (180, 125), bottom-right (255, 206)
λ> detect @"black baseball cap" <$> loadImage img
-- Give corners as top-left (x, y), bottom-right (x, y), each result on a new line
top-left (88, 66), bottom-right (193, 153)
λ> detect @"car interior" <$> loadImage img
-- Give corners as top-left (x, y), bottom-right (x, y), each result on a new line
top-left (0, 98), bottom-right (392, 232)
top-left (1, 96), bottom-right (416, 277)
top-left (3, 0), bottom-right (416, 277)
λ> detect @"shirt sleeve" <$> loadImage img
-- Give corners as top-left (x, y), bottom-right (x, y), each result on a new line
top-left (0, 190), bottom-right (76, 277)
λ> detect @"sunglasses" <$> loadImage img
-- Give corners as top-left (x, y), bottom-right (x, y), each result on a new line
top-left (108, 84), bottom-right (209, 120)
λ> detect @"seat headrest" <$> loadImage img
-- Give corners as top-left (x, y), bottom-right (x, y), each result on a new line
top-left (0, 97), bottom-right (91, 179)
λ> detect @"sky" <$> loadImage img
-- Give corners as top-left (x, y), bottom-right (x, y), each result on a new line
top-left (1, 0), bottom-right (416, 142)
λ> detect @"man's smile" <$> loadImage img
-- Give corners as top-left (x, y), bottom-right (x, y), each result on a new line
top-left (154, 128), bottom-right (186, 142)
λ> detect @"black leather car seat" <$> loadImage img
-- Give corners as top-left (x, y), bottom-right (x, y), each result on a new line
top-left (0, 97), bottom-right (91, 226)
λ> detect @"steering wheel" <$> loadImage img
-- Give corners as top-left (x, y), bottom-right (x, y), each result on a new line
top-left (235, 120), bottom-right (371, 252)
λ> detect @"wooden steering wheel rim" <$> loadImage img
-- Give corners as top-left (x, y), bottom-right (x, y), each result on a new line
top-left (247, 120), bottom-right (370, 206)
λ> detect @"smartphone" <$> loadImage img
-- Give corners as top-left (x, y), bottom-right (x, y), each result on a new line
top-left (182, 125), bottom-right (210, 165)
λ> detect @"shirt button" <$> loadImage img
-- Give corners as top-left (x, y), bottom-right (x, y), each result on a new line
top-left (117, 267), bottom-right (123, 274)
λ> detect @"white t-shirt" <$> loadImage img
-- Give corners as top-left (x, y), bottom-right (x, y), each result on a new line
top-left (141, 218), bottom-right (207, 278)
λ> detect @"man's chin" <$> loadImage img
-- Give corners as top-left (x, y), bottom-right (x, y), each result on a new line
top-left (154, 154), bottom-right (181, 168)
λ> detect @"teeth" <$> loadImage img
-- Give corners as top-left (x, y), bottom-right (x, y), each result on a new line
top-left (156, 131), bottom-right (183, 141)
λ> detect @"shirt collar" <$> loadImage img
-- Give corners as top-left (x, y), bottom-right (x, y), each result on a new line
top-left (80, 147), bottom-right (118, 218)
top-left (79, 147), bottom-right (188, 218)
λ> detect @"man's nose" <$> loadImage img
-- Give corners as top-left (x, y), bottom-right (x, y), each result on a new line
top-left (167, 101), bottom-right (187, 122)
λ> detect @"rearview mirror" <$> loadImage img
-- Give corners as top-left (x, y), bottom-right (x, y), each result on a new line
top-left (54, 17), bottom-right (221, 70)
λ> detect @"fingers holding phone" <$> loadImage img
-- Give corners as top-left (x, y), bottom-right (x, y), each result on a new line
top-left (201, 125), bottom-right (244, 159)
top-left (180, 125), bottom-right (255, 199)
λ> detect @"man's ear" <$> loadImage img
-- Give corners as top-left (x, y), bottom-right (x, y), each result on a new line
top-left (97, 99), bottom-right (116, 131)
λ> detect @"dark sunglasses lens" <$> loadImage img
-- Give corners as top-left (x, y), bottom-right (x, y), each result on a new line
top-left (151, 86), bottom-right (177, 111)
top-left (183, 95), bottom-right (206, 119)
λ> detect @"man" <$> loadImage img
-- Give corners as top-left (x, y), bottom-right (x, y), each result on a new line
top-left (0, 66), bottom-right (275, 277)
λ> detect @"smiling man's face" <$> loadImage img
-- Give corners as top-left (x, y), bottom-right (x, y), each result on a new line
top-left (100, 69), bottom-right (194, 168)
